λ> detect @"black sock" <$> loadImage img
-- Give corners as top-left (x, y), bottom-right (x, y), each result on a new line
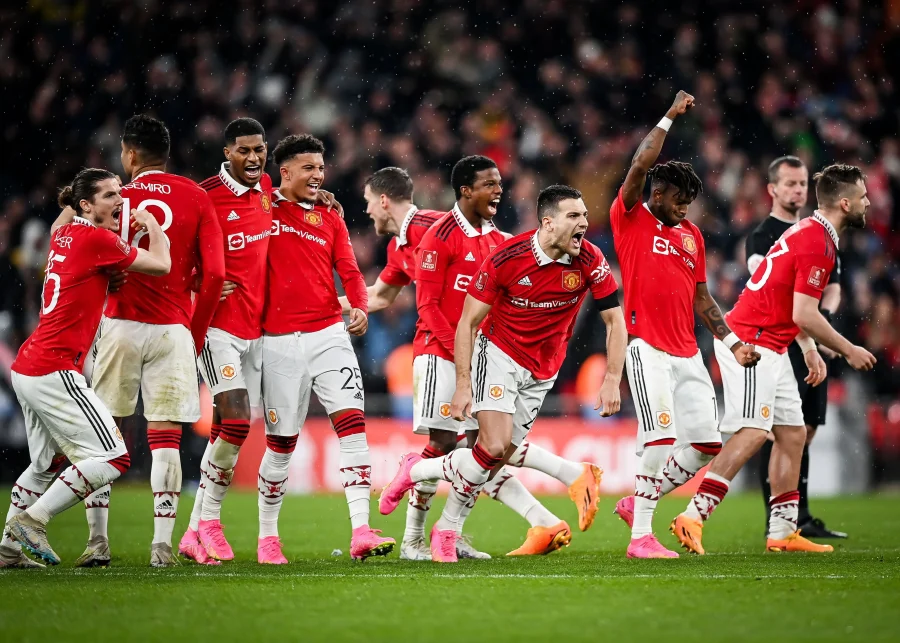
top-left (798, 444), bottom-right (811, 523)
top-left (759, 439), bottom-right (773, 522)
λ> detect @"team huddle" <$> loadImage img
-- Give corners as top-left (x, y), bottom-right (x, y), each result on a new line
top-left (0, 91), bottom-right (876, 569)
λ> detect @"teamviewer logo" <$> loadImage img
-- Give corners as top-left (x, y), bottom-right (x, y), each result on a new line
top-left (228, 232), bottom-right (246, 250)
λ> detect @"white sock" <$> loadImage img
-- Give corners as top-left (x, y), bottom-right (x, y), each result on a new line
top-left (659, 443), bottom-right (718, 496)
top-left (200, 438), bottom-right (241, 521)
top-left (28, 460), bottom-right (122, 526)
top-left (482, 467), bottom-right (559, 528)
top-left (435, 448), bottom-right (493, 532)
top-left (455, 493), bottom-right (478, 535)
top-left (258, 447), bottom-right (293, 538)
top-left (684, 472), bottom-right (731, 522)
top-left (150, 448), bottom-right (182, 545)
top-left (84, 485), bottom-right (111, 540)
top-left (768, 491), bottom-right (800, 540)
top-left (338, 432), bottom-right (372, 530)
top-left (2, 465), bottom-right (56, 549)
top-left (410, 456), bottom-right (452, 483)
top-left (508, 440), bottom-right (584, 487)
top-left (404, 480), bottom-right (438, 541)
top-left (631, 443), bottom-right (672, 539)
top-left (188, 440), bottom-right (215, 531)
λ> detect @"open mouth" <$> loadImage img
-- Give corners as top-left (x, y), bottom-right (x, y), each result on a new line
top-left (572, 231), bottom-right (585, 246)
top-left (487, 198), bottom-right (500, 216)
top-left (245, 165), bottom-right (262, 181)
top-left (112, 205), bottom-right (122, 221)
top-left (308, 181), bottom-right (320, 195)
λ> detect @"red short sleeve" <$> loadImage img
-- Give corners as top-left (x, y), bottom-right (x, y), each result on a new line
top-left (694, 229), bottom-right (708, 283)
top-left (589, 253), bottom-right (618, 300)
top-left (609, 186), bottom-right (642, 230)
top-left (92, 228), bottom-right (138, 271)
top-left (467, 259), bottom-right (502, 305)
top-left (793, 253), bottom-right (832, 300)
top-left (379, 242), bottom-right (412, 287)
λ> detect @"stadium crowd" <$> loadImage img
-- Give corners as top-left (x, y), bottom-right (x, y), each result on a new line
top-left (0, 1), bottom-right (898, 475)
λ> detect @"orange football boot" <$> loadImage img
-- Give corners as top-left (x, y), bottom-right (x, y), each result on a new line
top-left (567, 463), bottom-right (603, 531)
top-left (507, 521), bottom-right (572, 556)
top-left (670, 513), bottom-right (706, 555)
top-left (766, 531), bottom-right (834, 553)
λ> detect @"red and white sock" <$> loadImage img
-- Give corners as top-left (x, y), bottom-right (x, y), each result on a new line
top-left (768, 490), bottom-right (800, 540)
top-left (258, 434), bottom-right (297, 538)
top-left (632, 439), bottom-right (674, 539)
top-left (435, 445), bottom-right (498, 532)
top-left (188, 423), bottom-right (221, 531)
top-left (27, 455), bottom-right (130, 526)
top-left (508, 440), bottom-right (583, 487)
top-left (84, 485), bottom-right (111, 541)
top-left (201, 419), bottom-right (248, 521)
top-left (334, 411), bottom-right (372, 530)
top-left (482, 467), bottom-right (559, 528)
top-left (404, 443), bottom-right (446, 541)
top-left (149, 428), bottom-right (182, 546)
top-left (684, 472), bottom-right (731, 522)
top-left (660, 442), bottom-right (722, 495)
top-left (1, 460), bottom-right (61, 549)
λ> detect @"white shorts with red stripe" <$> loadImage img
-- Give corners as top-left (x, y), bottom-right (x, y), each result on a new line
top-left (413, 354), bottom-right (477, 436)
top-left (11, 369), bottom-right (127, 472)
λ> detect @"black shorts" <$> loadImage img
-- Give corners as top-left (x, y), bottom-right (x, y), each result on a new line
top-left (788, 343), bottom-right (828, 427)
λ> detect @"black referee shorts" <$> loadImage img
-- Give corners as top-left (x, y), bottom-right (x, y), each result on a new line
top-left (787, 343), bottom-right (828, 428)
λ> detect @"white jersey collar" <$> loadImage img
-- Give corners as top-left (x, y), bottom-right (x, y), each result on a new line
top-left (531, 230), bottom-right (572, 266)
top-left (811, 210), bottom-right (840, 246)
top-left (396, 205), bottom-right (419, 247)
top-left (452, 203), bottom-right (497, 238)
top-left (219, 163), bottom-right (262, 196)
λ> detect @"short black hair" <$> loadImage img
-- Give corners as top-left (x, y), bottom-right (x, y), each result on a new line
top-left (537, 185), bottom-right (582, 220)
top-left (814, 164), bottom-right (866, 206)
top-left (271, 134), bottom-right (325, 165)
top-left (767, 155), bottom-right (805, 183)
top-left (365, 167), bottom-right (414, 201)
top-left (122, 114), bottom-right (170, 163)
top-left (451, 155), bottom-right (498, 199)
top-left (648, 161), bottom-right (703, 202)
top-left (58, 168), bottom-right (118, 214)
top-left (224, 118), bottom-right (266, 146)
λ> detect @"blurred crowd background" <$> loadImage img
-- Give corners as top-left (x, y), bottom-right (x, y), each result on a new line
top-left (1, 0), bottom-right (899, 484)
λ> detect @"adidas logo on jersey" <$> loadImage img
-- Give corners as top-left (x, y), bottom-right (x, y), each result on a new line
top-left (353, 391), bottom-right (364, 401)
top-left (227, 211), bottom-right (240, 221)
top-left (465, 252), bottom-right (476, 261)
top-left (517, 276), bottom-right (532, 286)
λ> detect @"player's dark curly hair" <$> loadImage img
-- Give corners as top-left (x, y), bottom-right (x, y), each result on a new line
top-left (272, 134), bottom-right (326, 165)
top-left (58, 168), bottom-right (118, 213)
top-left (365, 167), bottom-right (414, 202)
top-left (451, 155), bottom-right (498, 199)
top-left (122, 114), bottom-right (170, 163)
top-left (224, 117), bottom-right (266, 146)
top-left (537, 184), bottom-right (582, 220)
top-left (648, 161), bottom-right (703, 201)
top-left (813, 164), bottom-right (866, 206)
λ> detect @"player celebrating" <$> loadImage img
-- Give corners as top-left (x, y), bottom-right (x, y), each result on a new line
top-left (257, 134), bottom-right (394, 563)
top-left (74, 115), bottom-right (225, 568)
top-left (609, 90), bottom-right (760, 558)
top-left (672, 164), bottom-right (875, 555)
top-left (1, 169), bottom-right (170, 567)
top-left (380, 185), bottom-right (627, 563)
top-left (748, 156), bottom-right (846, 539)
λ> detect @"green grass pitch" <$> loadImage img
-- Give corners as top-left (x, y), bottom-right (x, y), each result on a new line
top-left (1, 488), bottom-right (898, 642)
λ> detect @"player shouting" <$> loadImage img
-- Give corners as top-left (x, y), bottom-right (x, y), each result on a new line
top-left (256, 134), bottom-right (394, 563)
top-left (609, 90), bottom-right (760, 558)
top-left (74, 115), bottom-right (225, 568)
top-left (380, 185), bottom-right (627, 563)
top-left (672, 164), bottom-right (875, 555)
top-left (1, 169), bottom-right (170, 567)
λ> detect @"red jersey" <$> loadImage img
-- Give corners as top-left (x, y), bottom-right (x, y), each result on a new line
top-left (610, 187), bottom-right (708, 357)
top-left (727, 211), bottom-right (839, 353)
top-left (414, 206), bottom-right (505, 361)
top-left (263, 194), bottom-right (368, 334)
top-left (106, 171), bottom-right (224, 348)
top-left (378, 206), bottom-right (442, 287)
top-left (468, 231), bottom-right (619, 380)
top-left (199, 164), bottom-right (273, 340)
top-left (13, 218), bottom-right (138, 377)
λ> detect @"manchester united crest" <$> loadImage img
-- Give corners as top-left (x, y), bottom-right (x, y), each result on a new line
top-left (305, 210), bottom-right (323, 227)
top-left (562, 270), bottom-right (582, 291)
top-left (657, 411), bottom-right (672, 428)
top-left (268, 409), bottom-right (279, 425)
top-left (489, 385), bottom-right (505, 400)
top-left (261, 193), bottom-right (271, 213)
top-left (221, 364), bottom-right (236, 380)
top-left (760, 405), bottom-right (771, 420)
top-left (682, 234), bottom-right (697, 254)
top-left (439, 403), bottom-right (451, 419)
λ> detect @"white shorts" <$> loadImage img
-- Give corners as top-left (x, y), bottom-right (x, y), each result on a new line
top-left (625, 338), bottom-right (720, 455)
top-left (89, 317), bottom-right (201, 422)
top-left (413, 354), bottom-right (477, 435)
top-left (198, 327), bottom-right (262, 407)
top-left (261, 322), bottom-right (365, 436)
top-left (714, 339), bottom-right (803, 433)
top-left (470, 335), bottom-right (557, 447)
top-left (12, 370), bottom-right (127, 472)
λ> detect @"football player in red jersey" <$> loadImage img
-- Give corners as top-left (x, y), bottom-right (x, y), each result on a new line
top-left (379, 185), bottom-right (627, 562)
top-left (608, 90), bottom-right (760, 559)
top-left (673, 164), bottom-right (875, 555)
top-left (256, 133), bottom-right (395, 563)
top-left (1, 169), bottom-right (171, 568)
top-left (67, 115), bottom-right (225, 569)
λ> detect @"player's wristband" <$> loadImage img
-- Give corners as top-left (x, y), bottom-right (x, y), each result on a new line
top-left (797, 335), bottom-right (816, 354)
top-left (657, 117), bottom-right (673, 132)
top-left (722, 332), bottom-right (741, 350)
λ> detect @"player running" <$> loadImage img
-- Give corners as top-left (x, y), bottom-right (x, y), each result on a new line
top-left (380, 184), bottom-right (627, 563)
top-left (73, 115), bottom-right (225, 568)
top-left (256, 134), bottom-right (394, 563)
top-left (749, 156), bottom-right (847, 539)
top-left (609, 90), bottom-right (760, 559)
top-left (672, 164), bottom-right (875, 555)
top-left (1, 169), bottom-right (171, 567)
